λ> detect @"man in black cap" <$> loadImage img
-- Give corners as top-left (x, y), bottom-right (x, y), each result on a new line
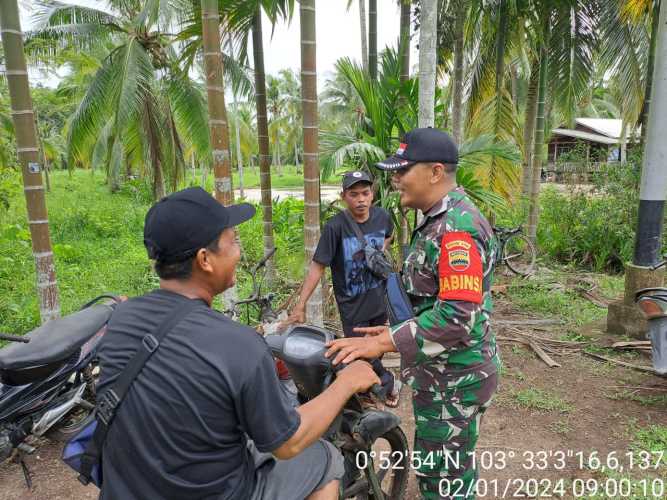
top-left (282, 172), bottom-right (401, 407)
top-left (325, 129), bottom-right (501, 499)
top-left (96, 187), bottom-right (379, 500)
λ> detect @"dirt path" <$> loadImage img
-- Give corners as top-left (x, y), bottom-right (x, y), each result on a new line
top-left (2, 297), bottom-right (666, 499)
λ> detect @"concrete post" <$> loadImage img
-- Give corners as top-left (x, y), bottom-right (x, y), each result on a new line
top-left (608, 4), bottom-right (667, 338)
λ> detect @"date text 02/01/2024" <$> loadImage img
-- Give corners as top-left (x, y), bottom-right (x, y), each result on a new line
top-left (440, 477), bottom-right (665, 499)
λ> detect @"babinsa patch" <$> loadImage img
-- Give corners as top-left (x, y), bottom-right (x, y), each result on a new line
top-left (438, 231), bottom-right (483, 303)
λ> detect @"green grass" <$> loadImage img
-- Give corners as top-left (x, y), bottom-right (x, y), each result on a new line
top-left (183, 164), bottom-right (342, 190)
top-left (0, 169), bottom-right (308, 336)
top-left (605, 390), bottom-right (667, 408)
top-left (504, 268), bottom-right (624, 327)
top-left (632, 424), bottom-right (667, 454)
top-left (511, 388), bottom-right (574, 413)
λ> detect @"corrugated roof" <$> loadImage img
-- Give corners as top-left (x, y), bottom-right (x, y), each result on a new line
top-left (575, 118), bottom-right (624, 138)
top-left (552, 128), bottom-right (620, 145)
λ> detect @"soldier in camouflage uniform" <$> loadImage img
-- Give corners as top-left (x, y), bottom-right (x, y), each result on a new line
top-left (326, 128), bottom-right (500, 499)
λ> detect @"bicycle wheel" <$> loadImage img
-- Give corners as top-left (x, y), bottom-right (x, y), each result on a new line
top-left (502, 233), bottom-right (536, 276)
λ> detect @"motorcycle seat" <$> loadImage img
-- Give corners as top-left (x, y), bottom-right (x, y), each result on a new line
top-left (0, 304), bottom-right (113, 371)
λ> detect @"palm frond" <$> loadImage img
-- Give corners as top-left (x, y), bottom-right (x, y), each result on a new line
top-left (166, 70), bottom-right (210, 160)
top-left (548, 1), bottom-right (598, 126)
top-left (27, 0), bottom-right (122, 58)
top-left (66, 48), bottom-right (122, 166)
top-left (320, 127), bottom-right (386, 179)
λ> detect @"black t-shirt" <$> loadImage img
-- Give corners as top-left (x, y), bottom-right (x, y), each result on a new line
top-left (97, 289), bottom-right (300, 500)
top-left (313, 206), bottom-right (393, 326)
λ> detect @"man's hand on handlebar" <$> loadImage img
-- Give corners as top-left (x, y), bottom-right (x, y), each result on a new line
top-left (335, 360), bottom-right (380, 394)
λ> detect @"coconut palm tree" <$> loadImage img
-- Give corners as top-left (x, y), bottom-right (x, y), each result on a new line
top-left (299, 0), bottom-right (323, 326)
top-left (418, 0), bottom-right (437, 127)
top-left (600, 0), bottom-right (660, 146)
top-left (0, 0), bottom-right (60, 322)
top-left (399, 0), bottom-right (411, 82)
top-left (368, 0), bottom-right (378, 79)
top-left (251, 10), bottom-right (277, 282)
top-left (345, 0), bottom-right (368, 71)
top-left (200, 0), bottom-right (233, 208)
top-left (450, 0), bottom-right (466, 145)
top-left (30, 0), bottom-right (213, 199)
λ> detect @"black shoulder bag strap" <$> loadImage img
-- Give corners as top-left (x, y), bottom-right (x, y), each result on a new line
top-left (342, 209), bottom-right (367, 249)
top-left (78, 299), bottom-right (201, 485)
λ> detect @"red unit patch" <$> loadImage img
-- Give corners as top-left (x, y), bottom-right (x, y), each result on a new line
top-left (438, 231), bottom-right (483, 303)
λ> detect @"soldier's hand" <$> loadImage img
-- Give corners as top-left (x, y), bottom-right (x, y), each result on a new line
top-left (325, 336), bottom-right (387, 365)
top-left (353, 325), bottom-right (390, 337)
top-left (335, 360), bottom-right (380, 393)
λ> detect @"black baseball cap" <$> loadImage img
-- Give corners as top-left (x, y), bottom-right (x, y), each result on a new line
top-left (342, 170), bottom-right (373, 190)
top-left (375, 127), bottom-right (459, 171)
top-left (143, 187), bottom-right (255, 263)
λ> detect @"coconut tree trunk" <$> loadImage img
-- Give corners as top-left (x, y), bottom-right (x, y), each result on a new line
top-left (201, 0), bottom-right (233, 206)
top-left (233, 102), bottom-right (244, 198)
top-left (521, 67), bottom-right (539, 197)
top-left (493, 0), bottom-right (509, 136)
top-left (252, 12), bottom-right (276, 284)
top-left (398, 0), bottom-right (412, 259)
top-left (451, 0), bottom-right (465, 145)
top-left (368, 0), bottom-right (377, 80)
top-left (227, 38), bottom-right (244, 199)
top-left (359, 0), bottom-right (368, 72)
top-left (0, 0), bottom-right (60, 323)
top-left (418, 0), bottom-right (437, 127)
top-left (200, 0), bottom-right (236, 305)
top-left (300, 0), bottom-right (323, 326)
top-left (640, 0), bottom-right (661, 148)
top-left (399, 0), bottom-right (410, 82)
top-left (527, 31), bottom-right (549, 243)
top-left (620, 119), bottom-right (627, 164)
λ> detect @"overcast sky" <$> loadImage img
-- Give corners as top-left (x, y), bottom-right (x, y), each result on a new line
top-left (20, 0), bottom-right (419, 88)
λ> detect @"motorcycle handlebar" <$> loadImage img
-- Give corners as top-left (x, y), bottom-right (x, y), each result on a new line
top-left (0, 332), bottom-right (30, 343)
top-left (332, 361), bottom-right (386, 401)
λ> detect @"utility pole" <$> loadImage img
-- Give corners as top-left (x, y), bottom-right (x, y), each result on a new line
top-left (0, 0), bottom-right (60, 323)
top-left (608, 3), bottom-right (667, 338)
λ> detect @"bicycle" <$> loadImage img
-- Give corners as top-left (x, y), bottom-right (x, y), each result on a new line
top-left (492, 225), bottom-right (537, 276)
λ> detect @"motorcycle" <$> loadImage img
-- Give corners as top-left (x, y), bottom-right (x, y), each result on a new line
top-left (0, 295), bottom-right (119, 478)
top-left (266, 326), bottom-right (409, 499)
top-left (635, 255), bottom-right (667, 375)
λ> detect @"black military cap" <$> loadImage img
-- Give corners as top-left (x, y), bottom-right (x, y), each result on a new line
top-left (144, 187), bottom-right (255, 263)
top-left (342, 170), bottom-right (373, 190)
top-left (375, 127), bottom-right (459, 171)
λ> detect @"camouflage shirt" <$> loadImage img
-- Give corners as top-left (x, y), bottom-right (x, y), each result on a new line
top-left (390, 186), bottom-right (500, 392)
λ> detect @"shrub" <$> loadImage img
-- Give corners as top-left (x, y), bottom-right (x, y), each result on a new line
top-left (536, 156), bottom-right (652, 273)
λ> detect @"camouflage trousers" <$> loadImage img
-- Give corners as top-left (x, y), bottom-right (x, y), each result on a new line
top-left (411, 370), bottom-right (499, 499)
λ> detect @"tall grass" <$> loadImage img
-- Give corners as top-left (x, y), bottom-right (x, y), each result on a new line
top-left (0, 170), bottom-right (307, 335)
